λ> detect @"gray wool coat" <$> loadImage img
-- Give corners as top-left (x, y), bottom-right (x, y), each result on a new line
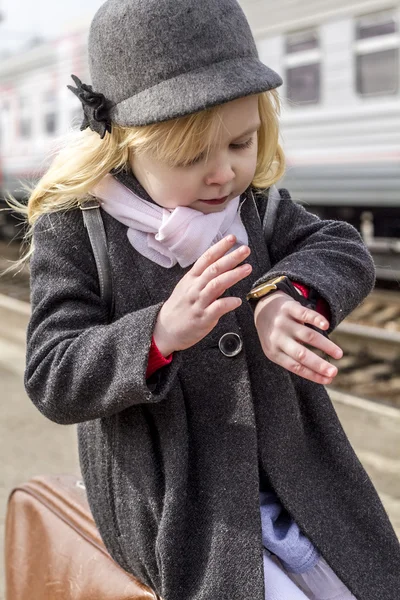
top-left (25, 184), bottom-right (400, 600)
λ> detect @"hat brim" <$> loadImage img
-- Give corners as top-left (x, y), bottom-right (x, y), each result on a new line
top-left (110, 57), bottom-right (283, 127)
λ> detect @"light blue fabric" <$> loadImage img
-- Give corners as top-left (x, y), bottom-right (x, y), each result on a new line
top-left (260, 491), bottom-right (320, 575)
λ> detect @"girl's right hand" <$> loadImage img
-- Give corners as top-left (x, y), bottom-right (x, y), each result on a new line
top-left (153, 235), bottom-right (252, 356)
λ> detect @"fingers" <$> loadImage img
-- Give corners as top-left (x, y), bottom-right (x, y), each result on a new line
top-left (200, 262), bottom-right (253, 307)
top-left (200, 243), bottom-right (251, 287)
top-left (276, 341), bottom-right (337, 384)
top-left (206, 296), bottom-right (243, 322)
top-left (275, 313), bottom-right (343, 383)
top-left (191, 235), bottom-right (240, 277)
top-left (288, 302), bottom-right (330, 332)
top-left (189, 235), bottom-right (252, 308)
top-left (191, 236), bottom-right (251, 285)
top-left (255, 293), bottom-right (343, 384)
top-left (293, 324), bottom-right (343, 360)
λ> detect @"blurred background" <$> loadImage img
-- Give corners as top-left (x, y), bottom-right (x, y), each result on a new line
top-left (0, 0), bottom-right (399, 598)
top-left (1, 0), bottom-right (400, 253)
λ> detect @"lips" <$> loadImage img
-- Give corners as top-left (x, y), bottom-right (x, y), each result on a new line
top-left (199, 196), bottom-right (228, 205)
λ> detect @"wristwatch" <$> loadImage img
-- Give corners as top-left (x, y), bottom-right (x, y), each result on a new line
top-left (246, 276), bottom-right (312, 306)
top-left (246, 275), bottom-right (328, 336)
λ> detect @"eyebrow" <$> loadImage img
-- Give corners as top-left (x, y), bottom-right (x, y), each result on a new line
top-left (231, 122), bottom-right (261, 141)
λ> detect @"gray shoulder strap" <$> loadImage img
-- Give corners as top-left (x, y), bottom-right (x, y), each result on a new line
top-left (80, 199), bottom-right (115, 319)
top-left (262, 185), bottom-right (281, 246)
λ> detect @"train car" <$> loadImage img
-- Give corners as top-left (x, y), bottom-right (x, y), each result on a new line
top-left (240, 0), bottom-right (400, 277)
top-left (0, 1), bottom-right (399, 275)
top-left (0, 29), bottom-right (88, 237)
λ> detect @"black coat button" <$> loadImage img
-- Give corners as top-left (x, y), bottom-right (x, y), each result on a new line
top-left (218, 333), bottom-right (243, 357)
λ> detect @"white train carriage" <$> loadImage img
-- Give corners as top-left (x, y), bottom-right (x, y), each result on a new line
top-left (240, 0), bottom-right (400, 238)
top-left (0, 1), bottom-right (399, 244)
top-left (240, 0), bottom-right (400, 277)
top-left (0, 33), bottom-right (88, 192)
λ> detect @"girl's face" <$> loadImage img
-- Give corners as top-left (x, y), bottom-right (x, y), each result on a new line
top-left (130, 95), bottom-right (261, 214)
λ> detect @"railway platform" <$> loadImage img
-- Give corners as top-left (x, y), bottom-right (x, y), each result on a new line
top-left (0, 295), bottom-right (80, 600)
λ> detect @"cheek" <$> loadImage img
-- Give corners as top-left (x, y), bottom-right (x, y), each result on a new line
top-left (239, 151), bottom-right (258, 182)
top-left (168, 173), bottom-right (200, 199)
top-left (156, 173), bottom-right (199, 207)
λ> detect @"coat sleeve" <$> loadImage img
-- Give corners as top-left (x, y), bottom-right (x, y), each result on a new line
top-left (25, 209), bottom-right (182, 425)
top-left (251, 188), bottom-right (376, 331)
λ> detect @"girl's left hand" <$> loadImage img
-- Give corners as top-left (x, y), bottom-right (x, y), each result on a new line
top-left (254, 291), bottom-right (343, 385)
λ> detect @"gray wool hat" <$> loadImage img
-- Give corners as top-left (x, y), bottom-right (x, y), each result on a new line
top-left (82, 0), bottom-right (283, 129)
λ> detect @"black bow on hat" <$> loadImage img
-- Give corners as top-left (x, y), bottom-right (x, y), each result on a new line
top-left (68, 74), bottom-right (113, 139)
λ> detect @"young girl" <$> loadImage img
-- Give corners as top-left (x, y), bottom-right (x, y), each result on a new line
top-left (20, 0), bottom-right (400, 599)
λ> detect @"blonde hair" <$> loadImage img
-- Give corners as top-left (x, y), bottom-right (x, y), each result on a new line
top-left (7, 90), bottom-right (285, 267)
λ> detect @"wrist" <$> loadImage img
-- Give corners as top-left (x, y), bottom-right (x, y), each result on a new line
top-left (153, 313), bottom-right (176, 357)
top-left (253, 290), bottom-right (287, 318)
top-left (153, 331), bottom-right (175, 358)
top-left (248, 276), bottom-right (313, 310)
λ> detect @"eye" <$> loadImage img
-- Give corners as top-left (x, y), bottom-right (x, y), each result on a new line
top-left (174, 151), bottom-right (206, 168)
top-left (174, 136), bottom-right (254, 168)
top-left (230, 138), bottom-right (254, 150)
top-left (183, 153), bottom-right (205, 167)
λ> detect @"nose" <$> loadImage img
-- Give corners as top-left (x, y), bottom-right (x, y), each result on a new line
top-left (204, 157), bottom-right (235, 188)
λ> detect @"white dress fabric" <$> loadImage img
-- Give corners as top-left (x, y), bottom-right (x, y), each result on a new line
top-left (262, 551), bottom-right (357, 600)
top-left (287, 556), bottom-right (357, 600)
top-left (91, 174), bottom-right (248, 268)
top-left (263, 549), bottom-right (310, 600)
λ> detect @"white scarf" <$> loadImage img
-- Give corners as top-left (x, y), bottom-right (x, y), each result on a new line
top-left (91, 174), bottom-right (248, 268)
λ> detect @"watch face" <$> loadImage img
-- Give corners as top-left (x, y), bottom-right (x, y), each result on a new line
top-left (247, 275), bottom-right (287, 300)
top-left (264, 276), bottom-right (287, 287)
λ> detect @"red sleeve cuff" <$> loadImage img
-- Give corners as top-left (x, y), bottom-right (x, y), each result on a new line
top-left (292, 282), bottom-right (330, 321)
top-left (146, 337), bottom-right (173, 379)
top-left (292, 282), bottom-right (309, 299)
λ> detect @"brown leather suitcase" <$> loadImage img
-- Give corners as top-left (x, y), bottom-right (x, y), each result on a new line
top-left (5, 474), bottom-right (160, 600)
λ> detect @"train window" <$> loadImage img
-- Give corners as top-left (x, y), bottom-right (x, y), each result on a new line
top-left (18, 94), bottom-right (32, 139)
top-left (356, 11), bottom-right (397, 40)
top-left (355, 10), bottom-right (399, 97)
top-left (43, 90), bottom-right (58, 136)
top-left (285, 28), bottom-right (321, 105)
top-left (286, 63), bottom-right (320, 104)
top-left (286, 30), bottom-right (319, 54)
top-left (19, 119), bottom-right (32, 139)
top-left (356, 49), bottom-right (399, 96)
top-left (45, 113), bottom-right (57, 135)
top-left (0, 103), bottom-right (10, 148)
